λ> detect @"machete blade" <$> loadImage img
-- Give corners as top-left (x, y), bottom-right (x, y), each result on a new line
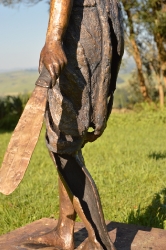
top-left (0, 67), bottom-right (51, 195)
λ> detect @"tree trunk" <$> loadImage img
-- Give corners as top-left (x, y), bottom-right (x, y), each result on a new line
top-left (130, 38), bottom-right (151, 102)
top-left (159, 85), bottom-right (164, 108)
top-left (125, 9), bottom-right (151, 103)
top-left (155, 68), bottom-right (164, 108)
top-left (155, 33), bottom-right (165, 107)
top-left (163, 75), bottom-right (166, 88)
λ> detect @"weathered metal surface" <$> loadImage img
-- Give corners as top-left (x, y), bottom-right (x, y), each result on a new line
top-left (0, 218), bottom-right (165, 250)
top-left (0, 67), bottom-right (51, 195)
top-left (1, 0), bottom-right (124, 249)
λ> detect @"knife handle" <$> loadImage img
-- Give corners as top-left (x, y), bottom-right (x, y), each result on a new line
top-left (35, 66), bottom-right (52, 88)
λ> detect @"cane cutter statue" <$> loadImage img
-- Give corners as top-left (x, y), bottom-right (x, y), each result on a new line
top-left (0, 0), bottom-right (124, 249)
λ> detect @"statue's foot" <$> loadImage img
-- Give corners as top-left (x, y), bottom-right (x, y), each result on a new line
top-left (78, 238), bottom-right (116, 250)
top-left (24, 228), bottom-right (74, 250)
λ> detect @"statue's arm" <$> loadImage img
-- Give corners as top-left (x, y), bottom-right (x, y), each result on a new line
top-left (39, 0), bottom-right (73, 84)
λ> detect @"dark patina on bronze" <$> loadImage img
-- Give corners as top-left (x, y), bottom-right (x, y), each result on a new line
top-left (28, 0), bottom-right (124, 249)
top-left (0, 0), bottom-right (124, 249)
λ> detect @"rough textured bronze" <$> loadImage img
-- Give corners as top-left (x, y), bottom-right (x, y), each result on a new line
top-left (36, 0), bottom-right (123, 248)
top-left (0, 218), bottom-right (166, 250)
top-left (1, 0), bottom-right (124, 249)
top-left (0, 67), bottom-right (51, 195)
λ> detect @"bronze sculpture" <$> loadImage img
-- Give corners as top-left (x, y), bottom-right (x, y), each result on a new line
top-left (31, 0), bottom-right (124, 249)
top-left (0, 0), bottom-right (124, 249)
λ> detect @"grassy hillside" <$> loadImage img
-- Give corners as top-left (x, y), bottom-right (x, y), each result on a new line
top-left (0, 68), bottom-right (132, 96)
top-left (0, 70), bottom-right (38, 96)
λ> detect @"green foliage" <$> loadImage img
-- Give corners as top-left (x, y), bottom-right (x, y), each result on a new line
top-left (113, 87), bottom-right (129, 109)
top-left (0, 110), bottom-right (166, 235)
top-left (114, 70), bottom-right (160, 109)
top-left (0, 94), bottom-right (30, 130)
top-left (121, 0), bottom-right (166, 105)
top-left (127, 71), bottom-right (160, 105)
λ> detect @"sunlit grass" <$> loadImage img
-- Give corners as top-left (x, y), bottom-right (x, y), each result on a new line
top-left (0, 109), bottom-right (166, 235)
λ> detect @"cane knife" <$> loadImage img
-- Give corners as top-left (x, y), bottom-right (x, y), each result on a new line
top-left (0, 66), bottom-right (52, 195)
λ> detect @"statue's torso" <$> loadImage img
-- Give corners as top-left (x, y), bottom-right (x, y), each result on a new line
top-left (45, 0), bottom-right (124, 154)
top-left (73, 0), bottom-right (96, 7)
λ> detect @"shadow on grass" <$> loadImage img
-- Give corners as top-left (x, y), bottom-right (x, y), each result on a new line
top-left (128, 188), bottom-right (166, 229)
top-left (148, 151), bottom-right (166, 160)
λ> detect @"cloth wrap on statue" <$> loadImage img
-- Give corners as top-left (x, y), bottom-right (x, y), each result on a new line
top-left (45, 0), bottom-right (124, 155)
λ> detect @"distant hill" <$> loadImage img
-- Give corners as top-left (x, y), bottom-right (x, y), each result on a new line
top-left (0, 60), bottom-right (135, 96)
top-left (0, 70), bottom-right (39, 96)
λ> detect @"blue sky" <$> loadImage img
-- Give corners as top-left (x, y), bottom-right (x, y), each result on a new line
top-left (0, 1), bottom-right (49, 71)
top-left (0, 3), bottom-right (132, 73)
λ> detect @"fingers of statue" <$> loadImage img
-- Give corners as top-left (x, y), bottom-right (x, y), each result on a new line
top-left (38, 58), bottom-right (43, 74)
top-left (39, 43), bottom-right (67, 87)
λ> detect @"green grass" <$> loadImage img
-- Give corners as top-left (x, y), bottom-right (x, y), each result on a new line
top-left (0, 110), bottom-right (166, 235)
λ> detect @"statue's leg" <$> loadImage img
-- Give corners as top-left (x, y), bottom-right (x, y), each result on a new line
top-left (56, 176), bottom-right (76, 249)
top-left (28, 165), bottom-right (76, 250)
top-left (52, 150), bottom-right (116, 250)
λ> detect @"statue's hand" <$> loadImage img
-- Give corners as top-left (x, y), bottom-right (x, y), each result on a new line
top-left (39, 41), bottom-right (67, 86)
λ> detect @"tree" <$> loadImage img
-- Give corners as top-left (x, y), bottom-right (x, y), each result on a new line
top-left (140, 0), bottom-right (166, 108)
top-left (121, 0), bottom-right (152, 103)
top-left (0, 0), bottom-right (42, 6)
top-left (0, 94), bottom-right (30, 130)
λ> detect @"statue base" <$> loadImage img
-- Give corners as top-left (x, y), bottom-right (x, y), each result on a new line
top-left (0, 218), bottom-right (166, 249)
